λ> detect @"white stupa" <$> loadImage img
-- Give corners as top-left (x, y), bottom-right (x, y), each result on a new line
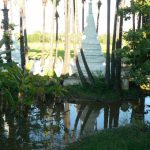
top-left (76, 0), bottom-right (105, 77)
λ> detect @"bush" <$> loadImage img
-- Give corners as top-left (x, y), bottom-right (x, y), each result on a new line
top-left (28, 31), bottom-right (50, 43)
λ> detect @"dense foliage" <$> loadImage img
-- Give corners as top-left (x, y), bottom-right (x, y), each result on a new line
top-left (0, 60), bottom-right (67, 111)
top-left (120, 0), bottom-right (150, 86)
top-left (122, 28), bottom-right (150, 85)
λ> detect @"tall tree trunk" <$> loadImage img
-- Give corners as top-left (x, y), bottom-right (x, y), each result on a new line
top-left (76, 56), bottom-right (89, 86)
top-left (115, 0), bottom-right (124, 92)
top-left (49, 0), bottom-right (56, 73)
top-left (96, 0), bottom-right (102, 33)
top-left (17, 0), bottom-right (27, 69)
top-left (54, 0), bottom-right (61, 67)
top-left (62, 0), bottom-right (71, 75)
top-left (2, 3), bottom-right (12, 62)
top-left (10, 0), bottom-right (13, 23)
top-left (105, 0), bottom-right (111, 88)
top-left (80, 48), bottom-right (95, 85)
top-left (53, 0), bottom-right (59, 67)
top-left (23, 0), bottom-right (28, 68)
top-left (137, 13), bottom-right (141, 29)
top-left (72, 0), bottom-right (76, 58)
top-left (41, 4), bottom-right (46, 67)
top-left (20, 11), bottom-right (25, 70)
top-left (104, 106), bottom-right (109, 129)
top-left (82, 0), bottom-right (86, 32)
top-left (23, 0), bottom-right (28, 63)
top-left (55, 10), bottom-right (59, 61)
top-left (132, 0), bottom-right (135, 31)
top-left (133, 13), bottom-right (135, 31)
top-left (111, 0), bottom-right (120, 86)
top-left (74, 0), bottom-right (80, 57)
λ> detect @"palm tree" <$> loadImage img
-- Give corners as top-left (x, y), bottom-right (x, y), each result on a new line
top-left (96, 0), bottom-right (102, 33)
top-left (105, 0), bottom-right (111, 88)
top-left (62, 0), bottom-right (71, 75)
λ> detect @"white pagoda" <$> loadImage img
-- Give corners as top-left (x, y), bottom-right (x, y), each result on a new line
top-left (76, 0), bottom-right (105, 77)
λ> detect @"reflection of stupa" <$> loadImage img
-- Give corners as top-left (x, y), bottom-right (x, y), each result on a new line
top-left (76, 0), bottom-right (105, 76)
top-left (80, 105), bottom-right (100, 134)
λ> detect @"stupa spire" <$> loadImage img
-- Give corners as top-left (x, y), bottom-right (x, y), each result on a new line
top-left (89, 0), bottom-right (92, 14)
top-left (73, 0), bottom-right (105, 78)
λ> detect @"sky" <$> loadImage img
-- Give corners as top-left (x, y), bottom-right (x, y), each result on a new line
top-left (0, 0), bottom-right (131, 35)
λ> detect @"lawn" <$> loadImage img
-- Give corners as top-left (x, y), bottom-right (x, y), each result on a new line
top-left (65, 124), bottom-right (150, 150)
top-left (27, 42), bottom-right (106, 59)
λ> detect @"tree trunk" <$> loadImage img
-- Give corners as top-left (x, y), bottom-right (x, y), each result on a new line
top-left (62, 0), bottom-right (71, 75)
top-left (54, 0), bottom-right (59, 67)
top-left (17, 0), bottom-right (27, 69)
top-left (96, 0), bottom-right (102, 33)
top-left (115, 40), bottom-right (122, 92)
top-left (104, 106), bottom-right (109, 129)
top-left (49, 1), bottom-right (56, 73)
top-left (105, 0), bottom-right (111, 88)
top-left (115, 0), bottom-right (124, 92)
top-left (55, 10), bottom-right (59, 60)
top-left (76, 56), bottom-right (88, 86)
top-left (82, 0), bottom-right (85, 32)
top-left (23, 1), bottom-right (28, 67)
top-left (74, 0), bottom-right (80, 57)
top-left (72, 0), bottom-right (76, 58)
top-left (111, 0), bottom-right (120, 86)
top-left (133, 13), bottom-right (135, 31)
top-left (41, 4), bottom-right (46, 67)
top-left (2, 4), bottom-right (12, 63)
top-left (10, 0), bottom-right (13, 23)
top-left (80, 48), bottom-right (95, 85)
top-left (20, 12), bottom-right (25, 70)
top-left (132, 0), bottom-right (135, 31)
top-left (137, 13), bottom-right (141, 29)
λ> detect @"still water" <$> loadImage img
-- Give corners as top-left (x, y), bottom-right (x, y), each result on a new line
top-left (0, 97), bottom-right (150, 150)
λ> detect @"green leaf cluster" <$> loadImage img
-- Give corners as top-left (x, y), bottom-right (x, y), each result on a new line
top-left (0, 62), bottom-right (68, 110)
top-left (123, 29), bottom-right (150, 85)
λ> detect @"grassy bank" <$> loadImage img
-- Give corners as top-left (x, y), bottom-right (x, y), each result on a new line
top-left (66, 124), bottom-right (150, 150)
top-left (66, 83), bottom-right (141, 102)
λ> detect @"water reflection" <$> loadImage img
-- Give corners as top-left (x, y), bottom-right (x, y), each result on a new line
top-left (0, 97), bottom-right (150, 149)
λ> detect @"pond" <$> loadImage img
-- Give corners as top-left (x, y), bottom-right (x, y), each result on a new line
top-left (0, 96), bottom-right (150, 150)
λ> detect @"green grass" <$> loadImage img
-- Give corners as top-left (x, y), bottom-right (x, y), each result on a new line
top-left (67, 84), bottom-right (121, 101)
top-left (28, 42), bottom-right (75, 59)
top-left (66, 78), bottom-right (141, 102)
top-left (66, 125), bottom-right (150, 150)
